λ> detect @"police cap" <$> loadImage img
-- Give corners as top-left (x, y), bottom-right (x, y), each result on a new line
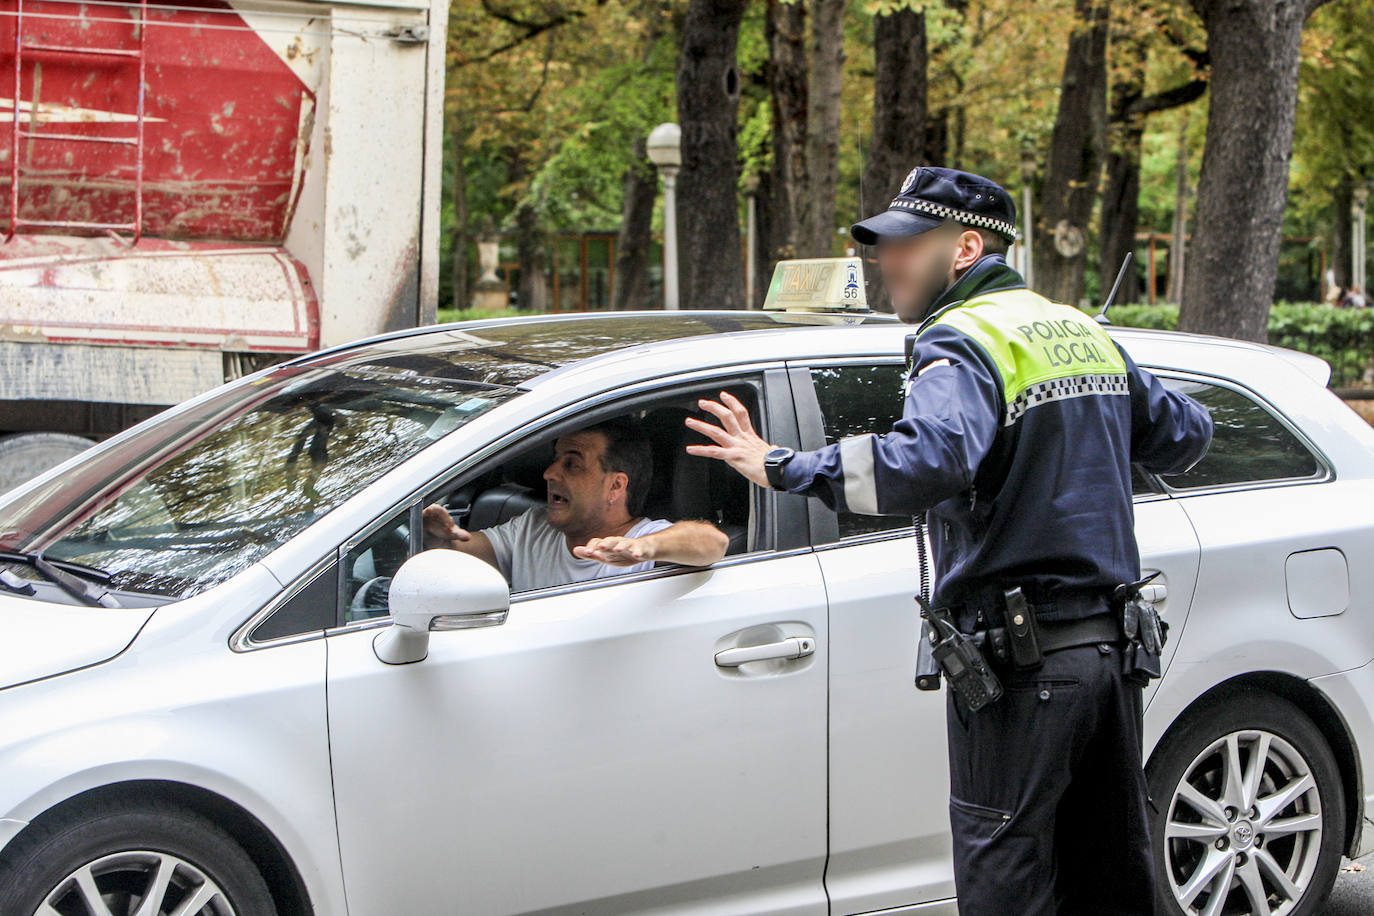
top-left (850, 166), bottom-right (1018, 246)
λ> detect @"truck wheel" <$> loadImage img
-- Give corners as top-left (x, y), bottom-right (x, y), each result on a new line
top-left (0, 432), bottom-right (92, 492)
top-left (0, 797), bottom-right (277, 916)
top-left (1147, 688), bottom-right (1345, 916)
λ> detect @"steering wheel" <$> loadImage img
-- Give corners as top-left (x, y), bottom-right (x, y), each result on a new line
top-left (348, 575), bottom-right (392, 618)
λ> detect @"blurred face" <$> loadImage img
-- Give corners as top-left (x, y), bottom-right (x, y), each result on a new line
top-left (542, 430), bottom-right (629, 536)
top-left (875, 224), bottom-right (984, 323)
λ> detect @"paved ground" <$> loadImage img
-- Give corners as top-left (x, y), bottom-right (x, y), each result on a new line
top-left (1327, 857), bottom-right (1373, 913)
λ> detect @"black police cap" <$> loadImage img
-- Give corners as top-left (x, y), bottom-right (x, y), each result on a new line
top-left (850, 166), bottom-right (1018, 246)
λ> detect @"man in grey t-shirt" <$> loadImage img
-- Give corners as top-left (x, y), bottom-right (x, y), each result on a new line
top-left (422, 419), bottom-right (729, 592)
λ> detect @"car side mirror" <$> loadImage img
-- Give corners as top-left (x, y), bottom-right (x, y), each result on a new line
top-left (373, 549), bottom-right (510, 665)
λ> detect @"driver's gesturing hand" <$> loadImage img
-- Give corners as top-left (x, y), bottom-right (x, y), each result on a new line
top-left (572, 535), bottom-right (653, 566)
top-left (421, 503), bottom-right (473, 548)
top-left (421, 503), bottom-right (501, 569)
top-left (684, 391), bottom-right (773, 489)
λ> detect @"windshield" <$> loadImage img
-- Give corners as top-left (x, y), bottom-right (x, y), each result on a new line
top-left (0, 366), bottom-right (518, 600)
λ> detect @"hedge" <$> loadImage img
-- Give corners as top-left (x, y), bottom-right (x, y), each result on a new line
top-left (1094, 302), bottom-right (1374, 388)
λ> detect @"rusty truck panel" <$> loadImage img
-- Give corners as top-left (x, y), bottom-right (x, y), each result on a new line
top-left (0, 0), bottom-right (447, 481)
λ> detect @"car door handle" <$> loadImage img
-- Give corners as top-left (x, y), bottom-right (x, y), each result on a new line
top-left (1140, 582), bottom-right (1167, 604)
top-left (714, 636), bottom-right (816, 667)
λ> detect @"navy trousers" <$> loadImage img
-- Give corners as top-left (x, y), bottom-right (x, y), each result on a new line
top-left (944, 640), bottom-right (1158, 915)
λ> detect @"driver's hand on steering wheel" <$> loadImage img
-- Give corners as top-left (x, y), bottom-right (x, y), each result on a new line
top-left (422, 503), bottom-right (472, 549)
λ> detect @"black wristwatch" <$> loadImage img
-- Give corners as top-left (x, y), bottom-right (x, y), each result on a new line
top-left (763, 446), bottom-right (796, 491)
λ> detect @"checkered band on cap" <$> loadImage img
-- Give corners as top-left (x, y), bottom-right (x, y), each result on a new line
top-left (888, 196), bottom-right (1018, 242)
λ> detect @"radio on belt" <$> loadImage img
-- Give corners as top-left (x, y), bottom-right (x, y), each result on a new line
top-left (762, 257), bottom-right (872, 321)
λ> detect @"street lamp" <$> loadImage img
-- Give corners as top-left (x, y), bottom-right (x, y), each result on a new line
top-left (647, 122), bottom-right (682, 310)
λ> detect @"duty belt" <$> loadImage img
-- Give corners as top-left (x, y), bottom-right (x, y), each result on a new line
top-left (956, 585), bottom-right (1114, 629)
top-left (1032, 614), bottom-right (1125, 652)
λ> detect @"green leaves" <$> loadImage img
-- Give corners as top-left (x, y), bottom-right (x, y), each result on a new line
top-left (1096, 302), bottom-right (1374, 387)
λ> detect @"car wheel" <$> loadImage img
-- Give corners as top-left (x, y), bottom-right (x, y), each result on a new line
top-left (0, 797), bottom-right (277, 916)
top-left (1147, 688), bottom-right (1345, 916)
top-left (0, 432), bottom-right (92, 493)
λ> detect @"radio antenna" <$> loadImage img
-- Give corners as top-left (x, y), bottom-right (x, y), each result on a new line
top-left (1095, 251), bottom-right (1134, 325)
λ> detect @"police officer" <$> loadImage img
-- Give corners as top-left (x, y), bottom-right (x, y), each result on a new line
top-left (686, 166), bottom-right (1214, 915)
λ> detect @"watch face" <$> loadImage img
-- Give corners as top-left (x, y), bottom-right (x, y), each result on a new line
top-left (766, 447), bottom-right (793, 465)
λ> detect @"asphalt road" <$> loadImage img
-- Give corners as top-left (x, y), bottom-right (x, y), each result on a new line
top-left (1326, 857), bottom-right (1373, 913)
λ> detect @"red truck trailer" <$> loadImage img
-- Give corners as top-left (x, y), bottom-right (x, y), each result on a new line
top-left (0, 0), bottom-right (448, 488)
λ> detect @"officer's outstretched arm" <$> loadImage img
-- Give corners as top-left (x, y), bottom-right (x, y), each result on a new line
top-left (688, 329), bottom-right (1002, 516)
top-left (1113, 342), bottom-right (1214, 475)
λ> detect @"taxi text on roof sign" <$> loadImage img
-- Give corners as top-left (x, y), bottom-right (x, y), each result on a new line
top-left (763, 257), bottom-right (871, 313)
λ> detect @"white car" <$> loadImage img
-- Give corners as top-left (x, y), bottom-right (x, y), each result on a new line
top-left (0, 310), bottom-right (1371, 916)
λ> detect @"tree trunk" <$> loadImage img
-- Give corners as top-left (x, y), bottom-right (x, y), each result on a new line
top-left (752, 168), bottom-right (775, 308)
top-left (861, 6), bottom-right (927, 311)
top-left (514, 199), bottom-right (548, 312)
top-left (1179, 0), bottom-right (1331, 341)
top-left (923, 107), bottom-right (948, 166)
top-left (676, 0), bottom-right (748, 309)
top-left (1166, 116), bottom-right (1191, 304)
top-left (1098, 124), bottom-right (1142, 305)
top-left (450, 120), bottom-right (471, 312)
top-left (610, 0), bottom-right (667, 311)
top-left (796, 0), bottom-right (847, 258)
top-left (1035, 0), bottom-right (1110, 307)
top-left (766, 0), bottom-right (807, 264)
top-left (1331, 181), bottom-right (1352, 291)
top-left (1097, 29), bottom-right (1145, 306)
top-left (612, 137), bottom-right (657, 310)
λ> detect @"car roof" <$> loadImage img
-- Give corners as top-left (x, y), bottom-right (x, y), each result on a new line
top-left (296, 309), bottom-right (1331, 391)
top-left (294, 310), bottom-right (901, 388)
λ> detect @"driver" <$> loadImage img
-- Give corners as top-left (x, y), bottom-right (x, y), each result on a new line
top-left (422, 417), bottom-right (729, 591)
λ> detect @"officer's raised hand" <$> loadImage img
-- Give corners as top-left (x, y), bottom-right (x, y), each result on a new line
top-left (685, 392), bottom-right (772, 488)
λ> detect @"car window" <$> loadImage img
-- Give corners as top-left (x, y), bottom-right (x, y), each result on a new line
top-left (1131, 464), bottom-right (1159, 497)
top-left (341, 506), bottom-right (416, 623)
top-left (426, 382), bottom-right (767, 597)
top-left (1158, 378), bottom-right (1320, 489)
top-left (809, 363), bottom-right (913, 538)
top-left (248, 559), bottom-right (338, 644)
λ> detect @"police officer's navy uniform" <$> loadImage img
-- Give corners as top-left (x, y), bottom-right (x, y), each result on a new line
top-left (776, 168), bottom-right (1214, 914)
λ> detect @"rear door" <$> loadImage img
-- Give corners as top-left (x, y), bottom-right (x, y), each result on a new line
top-left (794, 358), bottom-right (1200, 914)
top-left (1147, 375), bottom-right (1374, 699)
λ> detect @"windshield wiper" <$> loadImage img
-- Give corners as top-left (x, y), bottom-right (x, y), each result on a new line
top-left (0, 568), bottom-right (36, 597)
top-left (0, 551), bottom-right (122, 608)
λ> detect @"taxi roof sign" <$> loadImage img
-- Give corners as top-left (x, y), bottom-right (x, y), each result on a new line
top-left (763, 257), bottom-right (870, 313)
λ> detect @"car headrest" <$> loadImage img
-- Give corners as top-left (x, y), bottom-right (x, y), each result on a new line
top-left (639, 402), bottom-right (753, 527)
top-left (500, 441), bottom-right (553, 494)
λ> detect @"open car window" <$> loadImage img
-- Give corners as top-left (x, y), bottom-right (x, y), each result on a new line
top-left (428, 383), bottom-right (764, 597)
top-left (258, 378), bottom-right (776, 639)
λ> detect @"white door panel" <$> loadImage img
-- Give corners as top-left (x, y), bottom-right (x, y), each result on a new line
top-left (326, 554), bottom-right (829, 915)
top-left (821, 498), bottom-right (1199, 913)
top-left (819, 534), bottom-right (954, 915)
top-left (1135, 498), bottom-right (1203, 710)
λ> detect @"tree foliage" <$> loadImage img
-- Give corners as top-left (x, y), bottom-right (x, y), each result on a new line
top-left (443, 0), bottom-right (1374, 322)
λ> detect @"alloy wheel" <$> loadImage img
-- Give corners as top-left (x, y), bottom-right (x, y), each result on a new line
top-left (34, 849), bottom-right (236, 916)
top-left (1163, 728), bottom-right (1324, 916)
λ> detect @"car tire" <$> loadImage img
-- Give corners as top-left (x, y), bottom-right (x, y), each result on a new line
top-left (1147, 686), bottom-right (1345, 916)
top-left (0, 796), bottom-right (278, 916)
top-left (0, 431), bottom-right (93, 493)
